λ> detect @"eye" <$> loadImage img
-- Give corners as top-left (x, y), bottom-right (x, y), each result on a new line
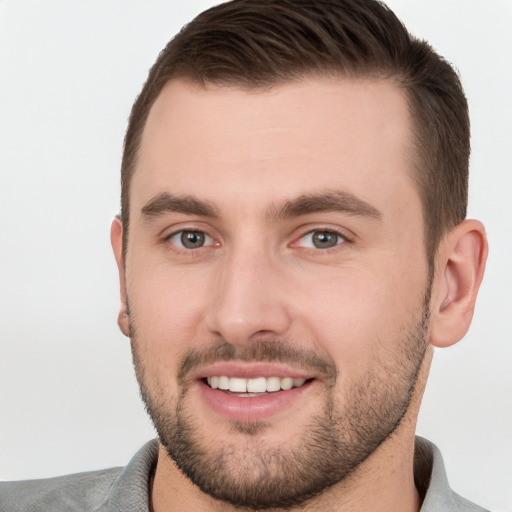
top-left (168, 230), bottom-right (214, 249)
top-left (297, 230), bottom-right (346, 249)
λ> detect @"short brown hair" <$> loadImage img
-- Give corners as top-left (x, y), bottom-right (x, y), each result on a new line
top-left (121, 0), bottom-right (469, 264)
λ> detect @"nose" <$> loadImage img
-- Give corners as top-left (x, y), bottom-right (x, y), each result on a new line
top-left (205, 246), bottom-right (292, 345)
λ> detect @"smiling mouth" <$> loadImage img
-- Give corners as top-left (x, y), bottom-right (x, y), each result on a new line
top-left (205, 376), bottom-right (309, 395)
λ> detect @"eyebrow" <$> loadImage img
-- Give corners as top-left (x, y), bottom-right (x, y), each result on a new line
top-left (141, 192), bottom-right (219, 220)
top-left (267, 191), bottom-right (382, 221)
top-left (140, 190), bottom-right (381, 223)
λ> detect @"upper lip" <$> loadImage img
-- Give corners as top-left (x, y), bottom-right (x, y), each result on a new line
top-left (188, 362), bottom-right (315, 381)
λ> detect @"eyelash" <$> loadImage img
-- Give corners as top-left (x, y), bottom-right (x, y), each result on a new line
top-left (164, 229), bottom-right (217, 252)
top-left (292, 228), bottom-right (351, 251)
top-left (163, 226), bottom-right (352, 254)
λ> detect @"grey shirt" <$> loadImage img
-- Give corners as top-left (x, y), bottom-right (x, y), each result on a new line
top-left (0, 437), bottom-right (489, 511)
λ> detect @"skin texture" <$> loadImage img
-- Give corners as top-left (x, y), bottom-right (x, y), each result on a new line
top-left (111, 77), bottom-right (487, 512)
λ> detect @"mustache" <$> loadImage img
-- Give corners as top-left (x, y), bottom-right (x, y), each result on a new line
top-left (177, 339), bottom-right (338, 387)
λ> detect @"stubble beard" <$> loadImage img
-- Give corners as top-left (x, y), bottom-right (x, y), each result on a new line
top-left (130, 291), bottom-right (431, 510)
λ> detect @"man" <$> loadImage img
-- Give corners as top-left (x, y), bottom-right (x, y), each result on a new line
top-left (0, 0), bottom-right (490, 510)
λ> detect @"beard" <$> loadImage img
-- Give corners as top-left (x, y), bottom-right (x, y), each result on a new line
top-left (129, 288), bottom-right (431, 510)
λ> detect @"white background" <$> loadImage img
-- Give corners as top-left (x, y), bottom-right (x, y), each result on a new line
top-left (0, 1), bottom-right (511, 511)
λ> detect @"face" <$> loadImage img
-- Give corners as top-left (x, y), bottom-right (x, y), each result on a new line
top-left (117, 77), bottom-right (431, 509)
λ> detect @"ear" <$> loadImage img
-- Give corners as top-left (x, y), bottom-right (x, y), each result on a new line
top-left (429, 219), bottom-right (488, 348)
top-left (110, 217), bottom-right (130, 337)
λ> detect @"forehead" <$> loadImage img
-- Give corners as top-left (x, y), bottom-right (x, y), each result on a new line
top-left (132, 76), bottom-right (419, 221)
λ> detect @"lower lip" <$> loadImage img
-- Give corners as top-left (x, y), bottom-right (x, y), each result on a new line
top-left (197, 380), bottom-right (313, 423)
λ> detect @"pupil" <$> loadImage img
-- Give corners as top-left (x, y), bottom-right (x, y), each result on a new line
top-left (313, 231), bottom-right (337, 248)
top-left (181, 231), bottom-right (205, 248)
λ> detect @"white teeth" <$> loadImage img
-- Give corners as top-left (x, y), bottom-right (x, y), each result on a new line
top-left (280, 377), bottom-right (293, 390)
top-left (206, 375), bottom-right (308, 393)
top-left (247, 377), bottom-right (267, 393)
top-left (266, 376), bottom-right (281, 392)
top-left (229, 377), bottom-right (247, 392)
top-left (218, 376), bottom-right (230, 390)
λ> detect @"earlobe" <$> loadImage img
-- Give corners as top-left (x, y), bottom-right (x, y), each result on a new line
top-left (110, 217), bottom-right (130, 337)
top-left (429, 220), bottom-right (488, 348)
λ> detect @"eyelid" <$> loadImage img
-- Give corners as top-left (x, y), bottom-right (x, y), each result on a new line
top-left (169, 230), bottom-right (214, 248)
top-left (290, 226), bottom-right (353, 249)
top-left (162, 224), bottom-right (220, 250)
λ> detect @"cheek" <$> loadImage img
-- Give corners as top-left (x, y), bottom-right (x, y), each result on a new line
top-left (292, 259), bottom-right (427, 367)
top-left (126, 260), bottom-right (211, 362)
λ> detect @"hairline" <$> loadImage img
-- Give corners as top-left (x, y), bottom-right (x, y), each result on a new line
top-left (121, 72), bottom-right (444, 267)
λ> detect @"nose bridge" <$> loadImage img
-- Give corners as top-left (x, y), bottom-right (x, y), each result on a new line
top-left (206, 239), bottom-right (291, 344)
